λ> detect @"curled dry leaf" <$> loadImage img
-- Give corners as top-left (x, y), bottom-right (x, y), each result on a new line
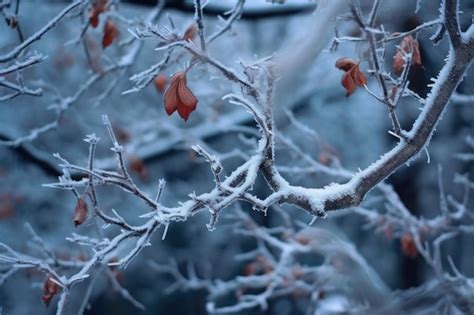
top-left (183, 23), bottom-right (197, 41)
top-left (154, 74), bottom-right (168, 93)
top-left (164, 71), bottom-right (198, 121)
top-left (393, 35), bottom-right (423, 75)
top-left (335, 58), bottom-right (367, 97)
top-left (42, 276), bottom-right (60, 306)
top-left (73, 197), bottom-right (88, 227)
top-left (89, 0), bottom-right (108, 28)
top-left (335, 58), bottom-right (357, 72)
top-left (102, 19), bottom-right (118, 49)
top-left (401, 233), bottom-right (418, 258)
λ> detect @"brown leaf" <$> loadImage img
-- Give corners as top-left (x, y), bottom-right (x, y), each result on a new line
top-left (73, 197), bottom-right (88, 227)
top-left (296, 235), bottom-right (310, 245)
top-left (337, 61), bottom-right (367, 97)
top-left (154, 74), bottom-right (168, 93)
top-left (401, 233), bottom-right (418, 258)
top-left (102, 19), bottom-right (118, 49)
top-left (351, 65), bottom-right (367, 86)
top-left (129, 155), bottom-right (148, 179)
top-left (163, 72), bottom-right (198, 121)
top-left (335, 57), bottom-right (357, 72)
top-left (341, 70), bottom-right (357, 96)
top-left (183, 23), bottom-right (197, 41)
top-left (393, 53), bottom-right (405, 75)
top-left (393, 35), bottom-right (423, 75)
top-left (42, 276), bottom-right (60, 307)
top-left (89, 0), bottom-right (108, 28)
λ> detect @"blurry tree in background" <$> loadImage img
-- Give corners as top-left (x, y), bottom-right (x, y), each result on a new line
top-left (0, 0), bottom-right (473, 314)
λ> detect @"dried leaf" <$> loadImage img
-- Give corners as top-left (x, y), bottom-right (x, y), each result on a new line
top-left (393, 35), bottom-right (423, 75)
top-left (336, 59), bottom-right (367, 97)
top-left (163, 72), bottom-right (198, 121)
top-left (102, 19), bottom-right (118, 49)
top-left (351, 65), bottom-right (368, 86)
top-left (42, 276), bottom-right (60, 306)
top-left (129, 155), bottom-right (148, 179)
top-left (73, 197), bottom-right (88, 227)
top-left (89, 0), bottom-right (108, 28)
top-left (183, 23), bottom-right (197, 41)
top-left (393, 53), bottom-right (405, 75)
top-left (335, 57), bottom-right (357, 72)
top-left (401, 233), bottom-right (418, 258)
top-left (296, 235), bottom-right (310, 245)
top-left (341, 70), bottom-right (357, 96)
top-left (154, 74), bottom-right (168, 93)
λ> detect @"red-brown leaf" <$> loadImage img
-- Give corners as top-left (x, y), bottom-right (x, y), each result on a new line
top-left (336, 60), bottom-right (367, 97)
top-left (42, 276), bottom-right (60, 307)
top-left (154, 74), bottom-right (168, 93)
top-left (73, 197), bottom-right (88, 227)
top-left (341, 71), bottom-right (357, 96)
top-left (183, 23), bottom-right (197, 41)
top-left (102, 19), bottom-right (118, 49)
top-left (351, 65), bottom-right (367, 86)
top-left (129, 155), bottom-right (148, 179)
top-left (163, 74), bottom-right (180, 115)
top-left (401, 233), bottom-right (418, 258)
top-left (335, 57), bottom-right (357, 72)
top-left (89, 0), bottom-right (108, 28)
top-left (163, 72), bottom-right (198, 121)
top-left (393, 35), bottom-right (423, 75)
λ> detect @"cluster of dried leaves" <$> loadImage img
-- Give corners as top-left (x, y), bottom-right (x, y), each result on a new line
top-left (335, 35), bottom-right (423, 97)
top-left (393, 35), bottom-right (423, 75)
top-left (89, 0), bottom-right (118, 49)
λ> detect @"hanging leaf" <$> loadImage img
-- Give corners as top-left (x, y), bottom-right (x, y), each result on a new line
top-left (335, 58), bottom-right (367, 97)
top-left (393, 35), bottom-right (423, 75)
top-left (335, 58), bottom-right (357, 71)
top-left (163, 71), bottom-right (198, 121)
top-left (401, 233), bottom-right (418, 258)
top-left (183, 23), bottom-right (197, 41)
top-left (89, 0), bottom-right (108, 28)
top-left (42, 276), bottom-right (60, 306)
top-left (102, 19), bottom-right (118, 49)
top-left (73, 197), bottom-right (88, 227)
top-left (154, 74), bottom-right (168, 93)
top-left (129, 155), bottom-right (148, 180)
